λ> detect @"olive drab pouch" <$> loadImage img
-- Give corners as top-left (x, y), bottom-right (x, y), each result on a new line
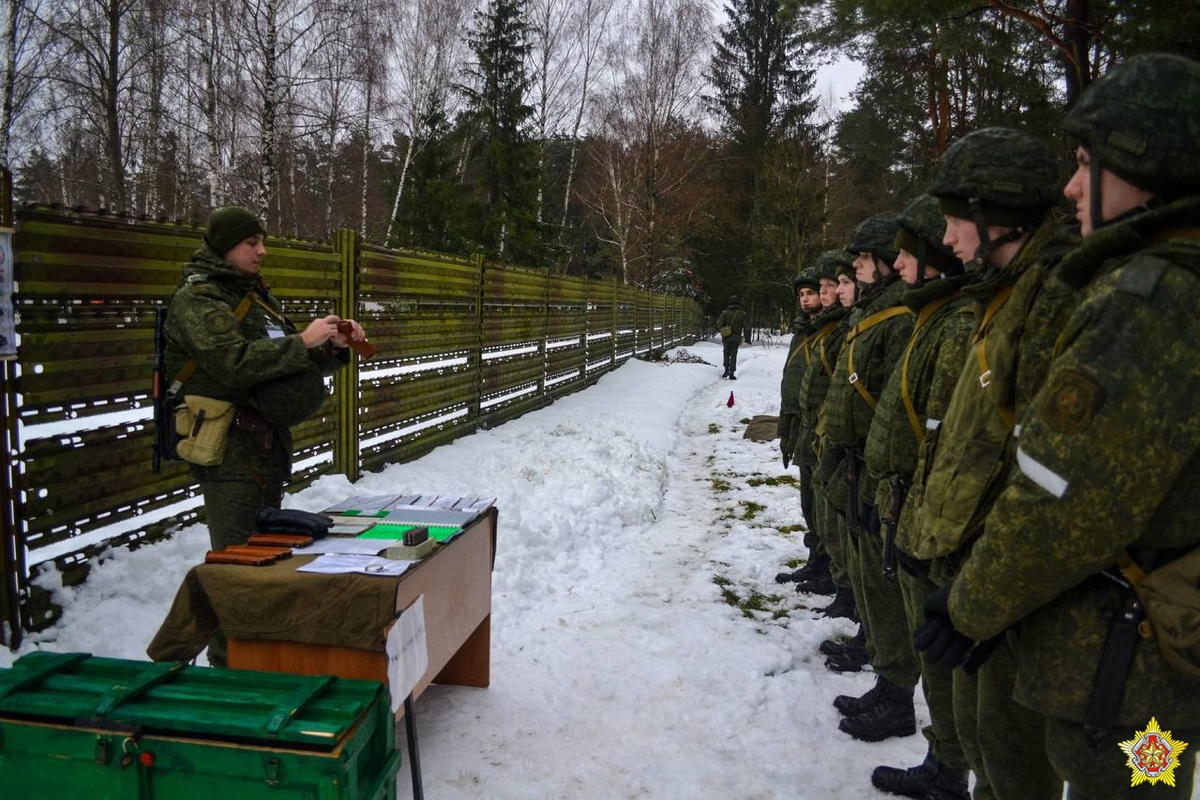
top-left (174, 395), bottom-right (237, 466)
top-left (1133, 548), bottom-right (1200, 678)
top-left (721, 326), bottom-right (733, 338)
top-left (909, 433), bottom-right (1014, 560)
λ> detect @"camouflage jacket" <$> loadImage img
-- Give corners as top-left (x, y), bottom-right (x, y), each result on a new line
top-left (863, 275), bottom-right (975, 541)
top-left (796, 305), bottom-right (852, 469)
top-left (950, 195), bottom-right (1200, 727)
top-left (907, 220), bottom-right (1079, 565)
top-left (716, 306), bottom-right (747, 341)
top-left (778, 315), bottom-right (819, 460)
top-left (824, 275), bottom-right (914, 503)
top-left (164, 244), bottom-right (347, 478)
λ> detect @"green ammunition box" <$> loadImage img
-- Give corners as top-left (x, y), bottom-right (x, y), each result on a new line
top-left (0, 652), bottom-right (400, 799)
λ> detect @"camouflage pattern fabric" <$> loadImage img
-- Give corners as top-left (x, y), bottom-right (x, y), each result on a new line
top-left (927, 127), bottom-right (1061, 212)
top-left (164, 243), bottom-right (348, 553)
top-left (824, 275), bottom-right (914, 504)
top-left (1062, 53), bottom-right (1200, 198)
top-left (778, 316), bottom-right (818, 462)
top-left (854, 518), bottom-right (921, 687)
top-left (796, 304), bottom-right (851, 468)
top-left (715, 301), bottom-right (747, 342)
top-left (848, 212), bottom-right (901, 266)
top-left (950, 196), bottom-right (1200, 736)
top-left (907, 220), bottom-right (1079, 566)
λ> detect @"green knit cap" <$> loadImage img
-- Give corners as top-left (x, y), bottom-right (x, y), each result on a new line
top-left (206, 206), bottom-right (267, 256)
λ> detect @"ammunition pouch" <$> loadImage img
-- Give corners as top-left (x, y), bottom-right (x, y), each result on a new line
top-left (1131, 547), bottom-right (1200, 678)
top-left (174, 396), bottom-right (237, 466)
top-left (720, 326), bottom-right (733, 338)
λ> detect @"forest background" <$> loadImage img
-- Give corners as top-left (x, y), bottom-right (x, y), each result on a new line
top-left (2, 0), bottom-right (1197, 324)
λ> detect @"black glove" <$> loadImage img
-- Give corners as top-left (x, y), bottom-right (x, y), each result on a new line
top-left (963, 632), bottom-right (1005, 675)
top-left (255, 507), bottom-right (334, 539)
top-left (914, 583), bottom-right (976, 670)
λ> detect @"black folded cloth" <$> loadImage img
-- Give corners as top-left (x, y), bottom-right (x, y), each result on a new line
top-left (255, 507), bottom-right (334, 539)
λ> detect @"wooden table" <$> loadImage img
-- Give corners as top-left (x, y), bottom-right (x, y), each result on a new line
top-left (226, 508), bottom-right (496, 701)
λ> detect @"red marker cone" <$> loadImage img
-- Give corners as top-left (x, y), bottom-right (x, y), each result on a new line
top-left (726, 391), bottom-right (735, 408)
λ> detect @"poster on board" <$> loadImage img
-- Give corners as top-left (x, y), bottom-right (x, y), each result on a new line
top-left (0, 228), bottom-right (13, 360)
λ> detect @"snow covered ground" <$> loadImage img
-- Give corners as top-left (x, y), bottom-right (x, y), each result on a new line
top-left (2, 336), bottom-right (1194, 798)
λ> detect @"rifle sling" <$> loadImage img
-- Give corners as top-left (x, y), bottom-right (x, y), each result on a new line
top-left (167, 293), bottom-right (257, 394)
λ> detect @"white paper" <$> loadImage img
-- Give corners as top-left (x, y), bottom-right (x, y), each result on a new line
top-left (301, 538), bottom-right (404, 556)
top-left (295, 554), bottom-right (415, 576)
top-left (386, 596), bottom-right (429, 712)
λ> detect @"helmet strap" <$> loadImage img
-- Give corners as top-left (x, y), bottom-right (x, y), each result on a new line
top-left (969, 196), bottom-right (1028, 270)
top-left (1089, 155), bottom-right (1104, 233)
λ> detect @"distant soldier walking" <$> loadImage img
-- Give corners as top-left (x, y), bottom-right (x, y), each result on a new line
top-left (715, 295), bottom-right (747, 379)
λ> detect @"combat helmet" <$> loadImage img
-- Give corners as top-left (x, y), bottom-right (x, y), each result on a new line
top-left (792, 267), bottom-right (821, 294)
top-left (846, 213), bottom-right (900, 282)
top-left (894, 194), bottom-right (962, 281)
top-left (927, 127), bottom-right (1060, 269)
top-left (1062, 53), bottom-right (1200, 231)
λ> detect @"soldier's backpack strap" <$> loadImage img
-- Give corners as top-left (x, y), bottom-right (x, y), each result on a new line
top-left (900, 294), bottom-right (956, 444)
top-left (166, 292), bottom-right (257, 396)
top-left (846, 306), bottom-right (912, 410)
top-left (971, 284), bottom-right (1017, 429)
top-left (815, 321), bottom-right (839, 377)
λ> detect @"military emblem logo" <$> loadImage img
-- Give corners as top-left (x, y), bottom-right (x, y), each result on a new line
top-left (1042, 368), bottom-right (1105, 433)
top-left (1118, 717), bottom-right (1188, 787)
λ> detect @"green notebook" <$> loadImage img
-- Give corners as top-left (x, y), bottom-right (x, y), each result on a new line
top-left (357, 523), bottom-right (462, 543)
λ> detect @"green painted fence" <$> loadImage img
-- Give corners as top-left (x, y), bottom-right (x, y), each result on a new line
top-left (0, 206), bottom-right (703, 643)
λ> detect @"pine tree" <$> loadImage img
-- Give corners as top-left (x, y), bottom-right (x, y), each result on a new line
top-left (460, 0), bottom-right (540, 263)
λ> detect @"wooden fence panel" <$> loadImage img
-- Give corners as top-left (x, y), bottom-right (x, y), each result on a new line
top-left (1, 208), bottom-right (702, 639)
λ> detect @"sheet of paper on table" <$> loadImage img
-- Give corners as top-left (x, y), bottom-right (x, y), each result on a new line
top-left (386, 595), bottom-right (429, 712)
top-left (296, 554), bottom-right (416, 576)
top-left (301, 538), bottom-right (405, 556)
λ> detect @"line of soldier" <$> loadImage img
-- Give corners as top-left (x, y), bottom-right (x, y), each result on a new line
top-left (772, 53), bottom-right (1200, 800)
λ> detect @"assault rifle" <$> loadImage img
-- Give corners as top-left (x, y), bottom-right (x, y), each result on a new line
top-left (151, 306), bottom-right (181, 472)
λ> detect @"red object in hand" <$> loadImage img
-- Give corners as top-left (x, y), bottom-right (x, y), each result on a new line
top-left (727, 392), bottom-right (735, 407)
top-left (336, 321), bottom-right (378, 359)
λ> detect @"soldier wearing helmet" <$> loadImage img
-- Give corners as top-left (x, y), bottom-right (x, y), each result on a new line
top-left (862, 194), bottom-right (977, 797)
top-left (905, 126), bottom-right (1081, 800)
top-left (905, 126), bottom-right (1081, 799)
top-left (778, 268), bottom-right (825, 471)
top-left (778, 252), bottom-right (854, 594)
top-left (929, 54), bottom-right (1200, 799)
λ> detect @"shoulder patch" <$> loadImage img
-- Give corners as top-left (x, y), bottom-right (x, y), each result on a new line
top-left (204, 308), bottom-right (238, 335)
top-left (1113, 261), bottom-right (1166, 298)
top-left (1040, 368), bottom-right (1106, 434)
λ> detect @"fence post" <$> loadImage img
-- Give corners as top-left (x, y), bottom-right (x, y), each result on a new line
top-left (472, 254), bottom-right (485, 423)
top-left (332, 229), bottom-right (360, 482)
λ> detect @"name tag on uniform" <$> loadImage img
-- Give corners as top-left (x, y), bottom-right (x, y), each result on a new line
top-left (265, 321), bottom-right (286, 339)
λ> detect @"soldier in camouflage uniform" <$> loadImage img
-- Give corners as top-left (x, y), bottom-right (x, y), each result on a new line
top-left (164, 207), bottom-right (365, 664)
top-left (862, 195), bottom-right (976, 798)
top-left (777, 268), bottom-right (825, 473)
top-left (919, 54), bottom-right (1200, 800)
top-left (821, 213), bottom-right (923, 744)
top-left (907, 128), bottom-right (1079, 800)
top-left (777, 255), bottom-right (842, 591)
top-left (715, 295), bottom-right (747, 378)
top-left (806, 256), bottom-right (864, 623)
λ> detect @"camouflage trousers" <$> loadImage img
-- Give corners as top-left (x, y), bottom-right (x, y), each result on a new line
top-left (815, 493), bottom-right (850, 588)
top-left (721, 338), bottom-right (741, 375)
top-left (798, 466), bottom-right (816, 549)
top-left (898, 566), bottom-right (968, 771)
top-left (196, 452), bottom-right (287, 667)
top-left (953, 639), bottom-right (1060, 800)
top-left (851, 511), bottom-right (921, 688)
top-left (1044, 717), bottom-right (1197, 799)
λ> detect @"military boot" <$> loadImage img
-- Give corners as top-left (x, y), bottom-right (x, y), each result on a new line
top-left (838, 680), bottom-right (916, 741)
top-left (823, 639), bottom-right (869, 673)
top-left (922, 764), bottom-right (969, 800)
top-left (774, 552), bottom-right (825, 584)
top-left (870, 748), bottom-right (937, 798)
top-left (819, 625), bottom-right (864, 656)
top-left (816, 585), bottom-right (857, 621)
top-left (833, 674), bottom-right (889, 716)
top-left (796, 571), bottom-right (836, 595)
